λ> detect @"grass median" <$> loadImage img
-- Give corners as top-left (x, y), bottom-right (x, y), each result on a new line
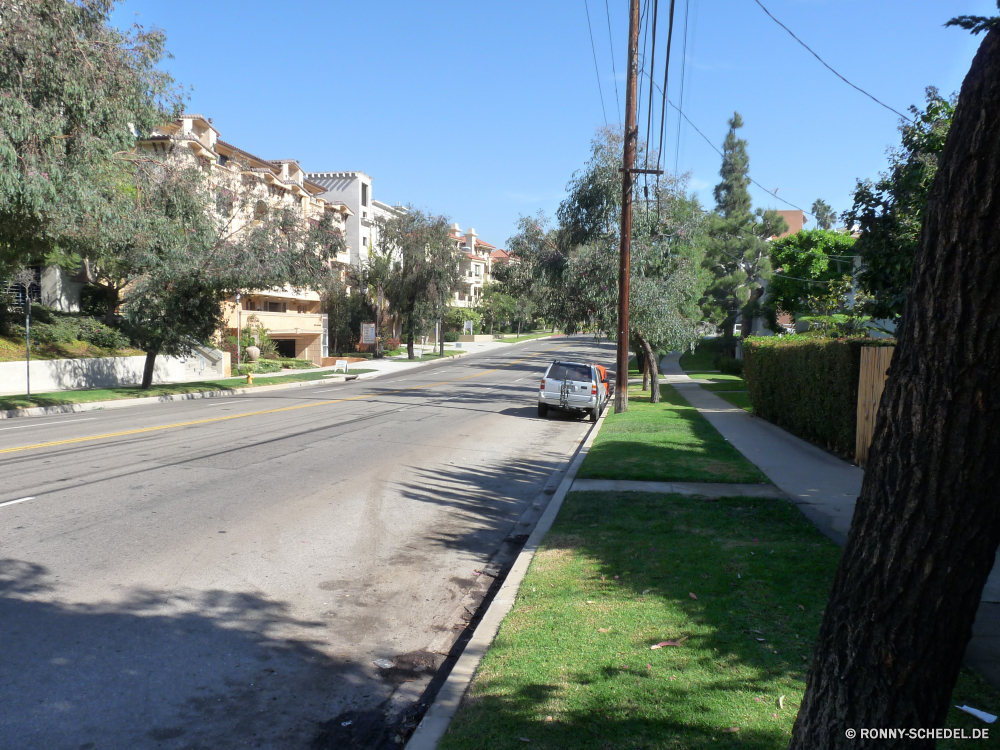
top-left (439, 490), bottom-right (999, 750)
top-left (0, 369), bottom-right (375, 411)
top-left (577, 386), bottom-right (766, 484)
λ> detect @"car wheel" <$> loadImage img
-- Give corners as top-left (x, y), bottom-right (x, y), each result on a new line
top-left (590, 404), bottom-right (599, 422)
top-left (538, 402), bottom-right (548, 418)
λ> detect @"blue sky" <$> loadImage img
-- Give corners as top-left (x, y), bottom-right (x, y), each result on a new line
top-left (112, 0), bottom-right (991, 247)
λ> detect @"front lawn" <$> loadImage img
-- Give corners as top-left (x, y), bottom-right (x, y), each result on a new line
top-left (439, 490), bottom-right (1000, 750)
top-left (577, 386), bottom-right (767, 484)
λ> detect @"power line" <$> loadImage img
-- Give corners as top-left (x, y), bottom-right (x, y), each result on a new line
top-left (642, 69), bottom-right (815, 217)
top-left (604, 0), bottom-right (622, 121)
top-left (654, 0), bottom-right (677, 174)
top-left (643, 0), bottom-right (659, 177)
top-left (750, 0), bottom-right (912, 122)
top-left (673, 0), bottom-right (691, 175)
top-left (583, 0), bottom-right (609, 126)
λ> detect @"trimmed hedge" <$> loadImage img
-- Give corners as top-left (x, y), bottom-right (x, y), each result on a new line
top-left (743, 336), bottom-right (894, 457)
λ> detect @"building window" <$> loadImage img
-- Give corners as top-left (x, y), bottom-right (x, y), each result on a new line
top-left (266, 301), bottom-right (286, 313)
top-left (254, 200), bottom-right (268, 221)
top-left (361, 183), bottom-right (368, 207)
top-left (218, 154), bottom-right (229, 167)
top-left (363, 236), bottom-right (367, 247)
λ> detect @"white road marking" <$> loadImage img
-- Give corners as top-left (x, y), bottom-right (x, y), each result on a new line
top-left (196, 401), bottom-right (232, 407)
top-left (0, 497), bottom-right (34, 508)
top-left (0, 418), bottom-right (97, 432)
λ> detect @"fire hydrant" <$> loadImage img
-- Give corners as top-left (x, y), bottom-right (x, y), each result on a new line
top-left (246, 371), bottom-right (254, 385)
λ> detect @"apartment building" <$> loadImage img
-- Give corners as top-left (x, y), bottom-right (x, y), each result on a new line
top-left (142, 114), bottom-right (353, 364)
top-left (448, 223), bottom-right (501, 308)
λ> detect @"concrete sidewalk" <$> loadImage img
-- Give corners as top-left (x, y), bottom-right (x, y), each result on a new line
top-left (660, 352), bottom-right (1000, 689)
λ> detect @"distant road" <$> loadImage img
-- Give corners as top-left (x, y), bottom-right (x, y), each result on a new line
top-left (0, 336), bottom-right (614, 749)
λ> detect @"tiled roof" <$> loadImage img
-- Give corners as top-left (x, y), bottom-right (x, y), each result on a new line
top-left (464, 252), bottom-right (484, 262)
top-left (490, 248), bottom-right (511, 261)
top-left (474, 238), bottom-right (496, 250)
top-left (216, 139), bottom-right (275, 170)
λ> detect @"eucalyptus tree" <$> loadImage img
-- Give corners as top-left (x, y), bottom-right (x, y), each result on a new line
top-left (372, 209), bottom-right (461, 359)
top-left (0, 0), bottom-right (181, 273)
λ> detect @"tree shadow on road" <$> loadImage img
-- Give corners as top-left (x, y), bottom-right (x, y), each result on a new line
top-left (0, 558), bottom-right (412, 750)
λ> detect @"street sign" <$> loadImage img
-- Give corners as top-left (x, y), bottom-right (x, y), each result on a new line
top-left (361, 323), bottom-right (376, 345)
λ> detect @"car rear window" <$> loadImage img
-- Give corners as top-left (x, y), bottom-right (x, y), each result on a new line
top-left (547, 363), bottom-right (593, 382)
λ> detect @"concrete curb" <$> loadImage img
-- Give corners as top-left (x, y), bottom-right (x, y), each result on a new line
top-left (405, 402), bottom-right (611, 750)
top-left (0, 350), bottom-right (473, 421)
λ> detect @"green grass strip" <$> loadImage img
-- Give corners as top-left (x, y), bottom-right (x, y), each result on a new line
top-left (440, 491), bottom-right (1000, 750)
top-left (0, 369), bottom-right (375, 411)
top-left (578, 386), bottom-right (767, 484)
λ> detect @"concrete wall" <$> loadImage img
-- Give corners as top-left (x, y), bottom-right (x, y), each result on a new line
top-left (0, 350), bottom-right (227, 395)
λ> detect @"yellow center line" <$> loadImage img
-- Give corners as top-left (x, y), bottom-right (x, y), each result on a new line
top-left (0, 343), bottom-right (573, 456)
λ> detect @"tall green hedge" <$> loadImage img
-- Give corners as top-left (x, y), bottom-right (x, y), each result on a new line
top-left (742, 336), bottom-right (894, 457)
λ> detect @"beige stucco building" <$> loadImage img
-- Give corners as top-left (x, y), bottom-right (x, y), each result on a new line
top-left (142, 114), bottom-right (353, 363)
top-left (448, 223), bottom-right (505, 308)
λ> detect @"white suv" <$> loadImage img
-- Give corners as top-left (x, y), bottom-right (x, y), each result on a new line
top-left (538, 360), bottom-right (606, 422)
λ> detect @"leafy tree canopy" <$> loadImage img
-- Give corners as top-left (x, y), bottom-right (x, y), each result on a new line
top-left (767, 229), bottom-right (858, 318)
top-left (0, 0), bottom-right (182, 272)
top-left (844, 87), bottom-right (955, 324)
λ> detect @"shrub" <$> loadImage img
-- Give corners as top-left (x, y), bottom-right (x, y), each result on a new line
top-left (77, 318), bottom-right (131, 350)
top-left (236, 359), bottom-right (282, 375)
top-left (743, 336), bottom-right (894, 457)
top-left (716, 355), bottom-right (744, 377)
top-left (384, 337), bottom-right (401, 350)
top-left (444, 331), bottom-right (459, 342)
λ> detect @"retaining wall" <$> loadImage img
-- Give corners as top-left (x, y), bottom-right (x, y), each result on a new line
top-left (0, 350), bottom-right (227, 395)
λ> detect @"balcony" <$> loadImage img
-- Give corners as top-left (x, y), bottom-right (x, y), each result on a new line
top-left (223, 308), bottom-right (325, 337)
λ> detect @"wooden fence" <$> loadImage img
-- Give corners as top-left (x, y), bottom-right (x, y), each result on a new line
top-left (855, 346), bottom-right (896, 466)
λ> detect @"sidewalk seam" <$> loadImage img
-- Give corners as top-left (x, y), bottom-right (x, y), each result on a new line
top-left (405, 403), bottom-right (611, 750)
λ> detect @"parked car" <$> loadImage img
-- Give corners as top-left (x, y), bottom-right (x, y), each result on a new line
top-left (538, 360), bottom-right (607, 422)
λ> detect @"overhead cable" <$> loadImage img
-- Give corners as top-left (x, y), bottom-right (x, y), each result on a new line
top-left (584, 0), bottom-right (609, 127)
top-left (604, 0), bottom-right (622, 121)
top-left (673, 0), bottom-right (691, 175)
top-left (645, 70), bottom-right (815, 218)
top-left (654, 0), bottom-right (677, 175)
top-left (750, 0), bottom-right (912, 122)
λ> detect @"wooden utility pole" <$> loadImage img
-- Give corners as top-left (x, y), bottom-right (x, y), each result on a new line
top-left (614, 0), bottom-right (641, 413)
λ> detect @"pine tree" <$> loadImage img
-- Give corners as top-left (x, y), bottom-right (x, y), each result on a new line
top-left (702, 113), bottom-right (786, 340)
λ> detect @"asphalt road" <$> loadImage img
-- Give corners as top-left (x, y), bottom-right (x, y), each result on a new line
top-left (0, 336), bottom-right (616, 750)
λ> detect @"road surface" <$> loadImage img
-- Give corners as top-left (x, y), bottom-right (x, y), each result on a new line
top-left (0, 336), bottom-right (614, 749)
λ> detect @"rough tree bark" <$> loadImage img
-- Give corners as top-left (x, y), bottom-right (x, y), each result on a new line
top-left (790, 27), bottom-right (1000, 749)
top-left (636, 333), bottom-right (660, 404)
top-left (141, 348), bottom-right (158, 390)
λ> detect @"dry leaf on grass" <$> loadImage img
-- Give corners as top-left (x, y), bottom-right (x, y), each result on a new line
top-left (598, 628), bottom-right (611, 633)
top-left (689, 592), bottom-right (698, 600)
top-left (651, 636), bottom-right (689, 649)
top-left (724, 727), bottom-right (740, 733)
top-left (778, 695), bottom-right (785, 710)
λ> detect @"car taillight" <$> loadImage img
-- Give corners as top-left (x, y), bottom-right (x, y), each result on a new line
top-left (591, 383), bottom-right (597, 395)
top-left (540, 379), bottom-right (545, 389)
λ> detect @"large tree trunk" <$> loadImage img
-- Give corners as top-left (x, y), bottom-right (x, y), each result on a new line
top-left (790, 28), bottom-right (1000, 748)
top-left (105, 284), bottom-right (119, 325)
top-left (636, 333), bottom-right (659, 404)
top-left (141, 349), bottom-right (158, 390)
